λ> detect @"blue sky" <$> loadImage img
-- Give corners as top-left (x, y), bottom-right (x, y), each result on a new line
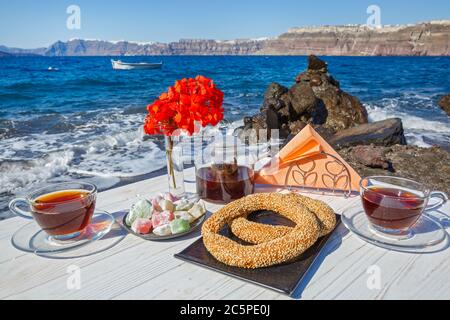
top-left (1, 0), bottom-right (449, 48)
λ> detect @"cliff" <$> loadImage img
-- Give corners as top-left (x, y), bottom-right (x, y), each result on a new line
top-left (3, 21), bottom-right (450, 56)
top-left (44, 38), bottom-right (268, 56)
top-left (0, 45), bottom-right (47, 56)
top-left (262, 21), bottom-right (450, 56)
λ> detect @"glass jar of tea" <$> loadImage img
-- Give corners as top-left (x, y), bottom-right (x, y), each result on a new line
top-left (195, 135), bottom-right (256, 204)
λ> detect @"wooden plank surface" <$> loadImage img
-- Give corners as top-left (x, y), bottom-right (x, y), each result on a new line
top-left (0, 167), bottom-right (449, 300)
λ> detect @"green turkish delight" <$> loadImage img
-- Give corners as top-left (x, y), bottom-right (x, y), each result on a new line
top-left (126, 199), bottom-right (152, 226)
top-left (170, 219), bottom-right (190, 234)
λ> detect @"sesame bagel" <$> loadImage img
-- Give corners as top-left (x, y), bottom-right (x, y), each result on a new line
top-left (201, 193), bottom-right (332, 269)
top-left (230, 193), bottom-right (336, 244)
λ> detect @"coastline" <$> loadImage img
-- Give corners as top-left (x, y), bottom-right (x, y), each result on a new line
top-left (1, 20), bottom-right (449, 57)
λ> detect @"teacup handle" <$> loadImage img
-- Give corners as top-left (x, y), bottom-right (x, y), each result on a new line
top-left (9, 198), bottom-right (33, 220)
top-left (426, 191), bottom-right (448, 211)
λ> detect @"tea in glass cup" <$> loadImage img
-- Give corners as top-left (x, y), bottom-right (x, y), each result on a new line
top-left (195, 135), bottom-right (256, 204)
top-left (360, 176), bottom-right (447, 236)
top-left (9, 182), bottom-right (97, 240)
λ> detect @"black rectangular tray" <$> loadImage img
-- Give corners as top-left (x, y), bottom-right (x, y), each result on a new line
top-left (175, 211), bottom-right (341, 297)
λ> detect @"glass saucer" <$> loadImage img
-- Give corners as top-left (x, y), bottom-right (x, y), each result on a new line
top-left (11, 210), bottom-right (115, 254)
top-left (341, 205), bottom-right (448, 253)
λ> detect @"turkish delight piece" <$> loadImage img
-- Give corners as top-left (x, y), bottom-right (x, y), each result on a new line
top-left (170, 219), bottom-right (190, 235)
top-left (188, 201), bottom-right (206, 220)
top-left (131, 218), bottom-right (153, 235)
top-left (164, 192), bottom-right (179, 203)
top-left (174, 199), bottom-right (194, 211)
top-left (153, 224), bottom-right (172, 236)
top-left (151, 197), bottom-right (162, 212)
top-left (174, 211), bottom-right (195, 224)
top-left (151, 210), bottom-right (175, 228)
top-left (159, 199), bottom-right (175, 212)
top-left (126, 199), bottom-right (153, 226)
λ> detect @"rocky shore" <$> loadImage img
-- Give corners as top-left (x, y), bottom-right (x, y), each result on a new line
top-left (239, 55), bottom-right (450, 195)
top-left (339, 145), bottom-right (450, 195)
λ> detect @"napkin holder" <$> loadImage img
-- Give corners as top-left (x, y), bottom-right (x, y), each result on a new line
top-left (255, 125), bottom-right (361, 197)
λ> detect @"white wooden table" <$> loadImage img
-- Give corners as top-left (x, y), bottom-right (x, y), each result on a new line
top-left (1, 167), bottom-right (449, 300)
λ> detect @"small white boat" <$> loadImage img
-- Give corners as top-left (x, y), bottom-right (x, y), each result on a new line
top-left (111, 59), bottom-right (163, 70)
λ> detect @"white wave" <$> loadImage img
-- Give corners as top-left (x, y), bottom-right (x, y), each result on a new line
top-left (365, 101), bottom-right (450, 148)
top-left (367, 104), bottom-right (450, 133)
top-left (405, 134), bottom-right (433, 148)
top-left (0, 109), bottom-right (168, 202)
top-left (0, 150), bottom-right (74, 194)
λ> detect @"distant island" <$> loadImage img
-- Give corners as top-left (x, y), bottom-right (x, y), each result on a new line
top-left (2, 20), bottom-right (449, 56)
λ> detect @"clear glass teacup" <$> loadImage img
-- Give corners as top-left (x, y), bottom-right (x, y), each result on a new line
top-left (360, 176), bottom-right (448, 236)
top-left (9, 182), bottom-right (97, 240)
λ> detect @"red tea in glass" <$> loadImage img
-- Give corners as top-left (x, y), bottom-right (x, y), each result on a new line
top-left (9, 182), bottom-right (97, 239)
top-left (32, 189), bottom-right (96, 236)
top-left (360, 176), bottom-right (448, 236)
top-left (362, 187), bottom-right (425, 231)
top-left (195, 135), bottom-right (257, 204)
top-left (196, 164), bottom-right (255, 204)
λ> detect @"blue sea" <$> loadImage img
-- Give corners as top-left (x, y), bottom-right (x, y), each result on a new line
top-left (1, 56), bottom-right (450, 218)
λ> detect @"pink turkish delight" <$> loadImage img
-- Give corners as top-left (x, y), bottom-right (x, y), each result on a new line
top-left (151, 210), bottom-right (175, 228)
top-left (151, 197), bottom-right (162, 212)
top-left (131, 219), bottom-right (153, 235)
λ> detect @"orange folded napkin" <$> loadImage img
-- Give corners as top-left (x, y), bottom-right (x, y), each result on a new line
top-left (255, 124), bottom-right (361, 192)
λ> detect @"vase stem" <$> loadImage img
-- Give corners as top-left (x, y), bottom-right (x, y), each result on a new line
top-left (165, 135), bottom-right (185, 197)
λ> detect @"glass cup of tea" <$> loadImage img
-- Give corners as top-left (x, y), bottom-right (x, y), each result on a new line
top-left (360, 176), bottom-right (448, 236)
top-left (9, 182), bottom-right (97, 241)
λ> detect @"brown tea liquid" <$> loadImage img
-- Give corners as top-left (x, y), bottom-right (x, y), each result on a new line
top-left (362, 187), bottom-right (425, 230)
top-left (32, 189), bottom-right (96, 236)
top-left (196, 165), bottom-right (255, 204)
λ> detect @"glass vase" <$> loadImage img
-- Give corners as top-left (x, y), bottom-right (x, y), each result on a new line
top-left (165, 135), bottom-right (185, 198)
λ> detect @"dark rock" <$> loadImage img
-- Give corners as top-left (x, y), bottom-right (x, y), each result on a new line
top-left (264, 83), bottom-right (288, 101)
top-left (339, 145), bottom-right (450, 196)
top-left (329, 118), bottom-right (407, 149)
top-left (314, 88), bottom-right (368, 131)
top-left (243, 116), bottom-right (253, 126)
top-left (328, 75), bottom-right (340, 88)
top-left (266, 107), bottom-right (283, 131)
top-left (295, 72), bottom-right (311, 84)
top-left (249, 112), bottom-right (267, 131)
top-left (438, 94), bottom-right (450, 116)
top-left (243, 55), bottom-right (368, 139)
top-left (349, 145), bottom-right (391, 169)
top-left (288, 121), bottom-right (307, 135)
top-left (285, 124), bottom-right (335, 145)
top-left (261, 83), bottom-right (290, 113)
top-left (310, 75), bottom-right (322, 86)
top-left (307, 55), bottom-right (328, 73)
top-left (288, 82), bottom-right (318, 116)
top-left (237, 112), bottom-right (270, 142)
top-left (314, 125), bottom-right (336, 141)
top-left (295, 55), bottom-right (367, 131)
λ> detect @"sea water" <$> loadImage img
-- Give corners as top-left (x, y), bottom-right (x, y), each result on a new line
top-left (0, 56), bottom-right (449, 218)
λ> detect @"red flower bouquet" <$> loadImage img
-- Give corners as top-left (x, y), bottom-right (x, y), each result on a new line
top-left (143, 76), bottom-right (224, 196)
top-left (144, 75), bottom-right (224, 136)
